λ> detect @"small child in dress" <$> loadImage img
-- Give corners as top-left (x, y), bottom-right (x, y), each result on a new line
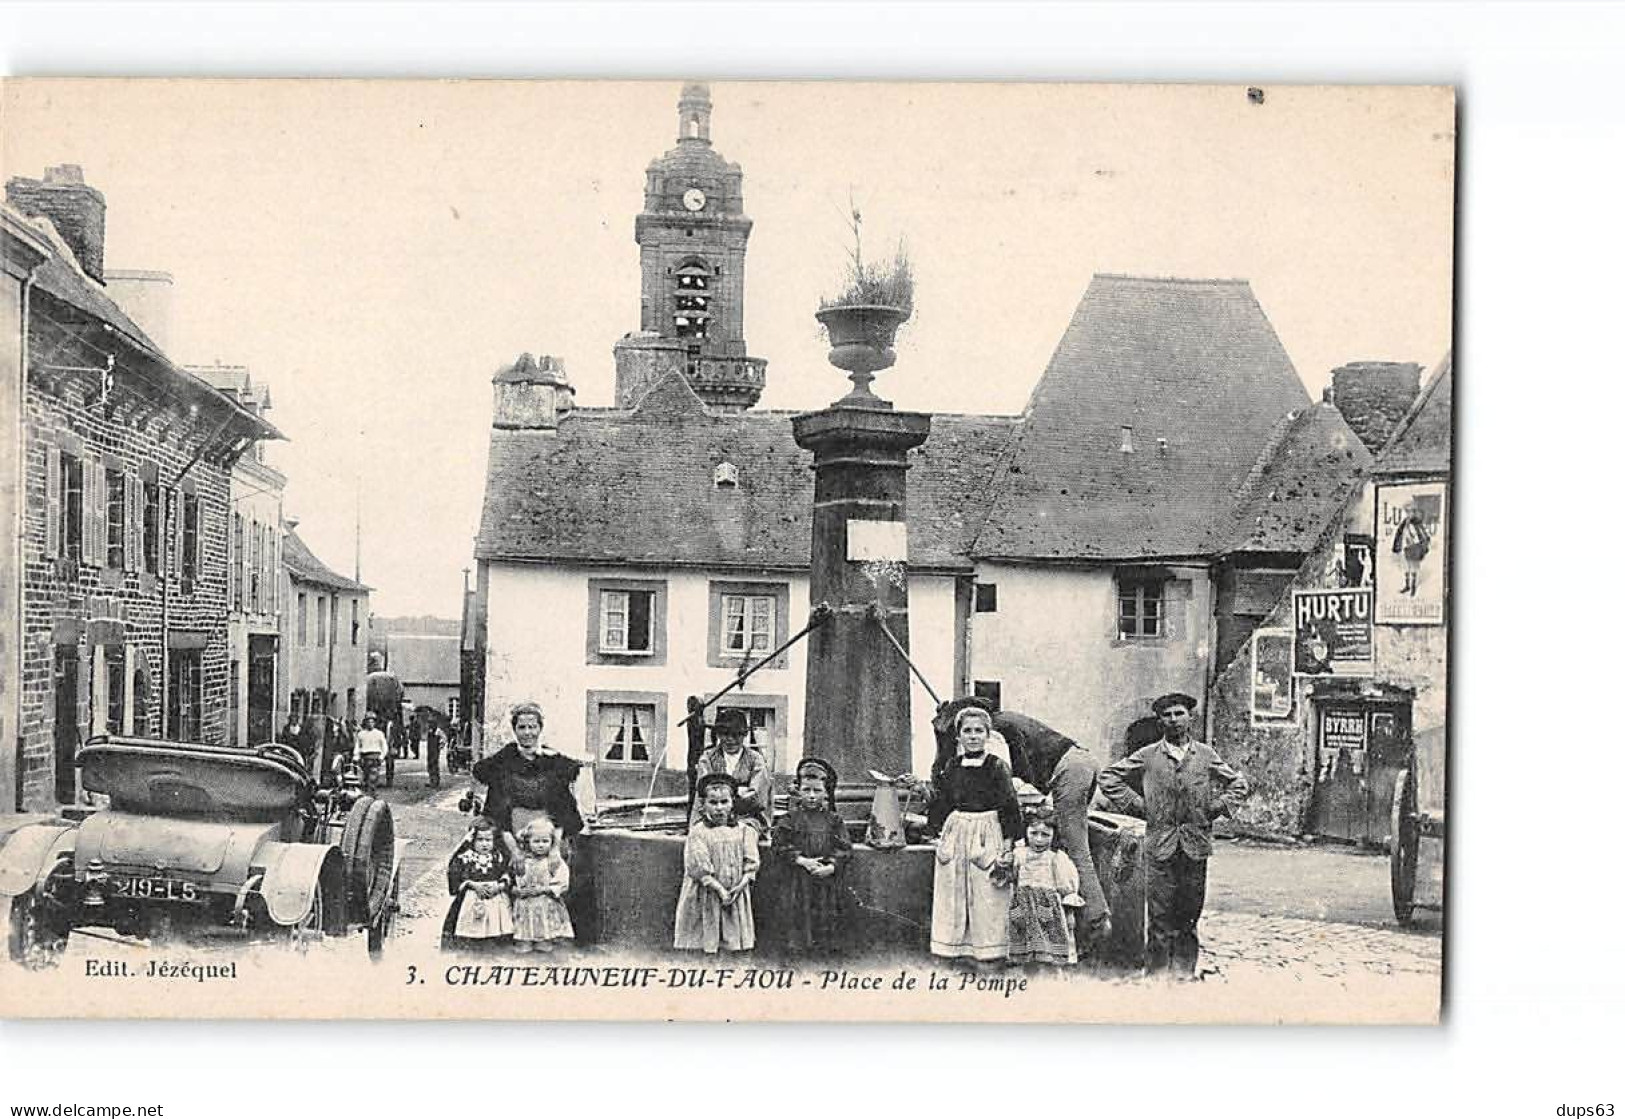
top-left (442, 817), bottom-right (514, 951)
top-left (1006, 805), bottom-right (1087, 968)
top-left (674, 773), bottom-right (759, 954)
top-left (772, 757), bottom-right (852, 955)
top-left (510, 815), bottom-right (574, 953)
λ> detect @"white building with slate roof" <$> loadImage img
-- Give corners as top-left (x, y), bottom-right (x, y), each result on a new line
top-left (470, 85), bottom-right (1385, 800)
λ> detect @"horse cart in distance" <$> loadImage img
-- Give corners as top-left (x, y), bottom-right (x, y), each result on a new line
top-left (1390, 723), bottom-right (1445, 926)
top-left (0, 736), bottom-right (408, 967)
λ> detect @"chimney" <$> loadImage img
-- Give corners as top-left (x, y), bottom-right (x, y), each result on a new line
top-left (1327, 361), bottom-right (1423, 453)
top-left (492, 353), bottom-right (575, 430)
top-left (104, 270), bottom-right (176, 352)
top-left (6, 165), bottom-right (107, 283)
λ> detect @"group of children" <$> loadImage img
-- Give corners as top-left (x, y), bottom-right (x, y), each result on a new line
top-left (674, 748), bottom-right (1089, 969)
top-left (443, 741), bottom-right (1090, 970)
top-left (442, 814), bottom-right (575, 953)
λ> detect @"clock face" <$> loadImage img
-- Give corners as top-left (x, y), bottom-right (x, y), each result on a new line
top-left (682, 187), bottom-right (707, 212)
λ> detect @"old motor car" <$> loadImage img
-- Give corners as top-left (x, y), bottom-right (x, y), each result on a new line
top-left (0, 736), bottom-right (407, 967)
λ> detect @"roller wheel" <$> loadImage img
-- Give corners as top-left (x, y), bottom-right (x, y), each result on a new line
top-left (1390, 769), bottom-right (1419, 926)
top-left (340, 796), bottom-right (395, 926)
top-left (7, 891), bottom-right (68, 969)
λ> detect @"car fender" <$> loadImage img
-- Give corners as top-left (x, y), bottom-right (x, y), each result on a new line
top-left (258, 841), bottom-right (346, 927)
top-left (0, 825), bottom-right (77, 897)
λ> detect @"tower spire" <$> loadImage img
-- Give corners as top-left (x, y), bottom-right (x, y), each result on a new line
top-left (677, 81), bottom-right (712, 144)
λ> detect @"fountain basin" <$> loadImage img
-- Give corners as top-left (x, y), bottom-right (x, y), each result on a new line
top-left (574, 811), bottom-right (1146, 964)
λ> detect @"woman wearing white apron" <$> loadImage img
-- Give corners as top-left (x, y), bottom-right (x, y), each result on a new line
top-left (924, 706), bottom-right (1024, 964)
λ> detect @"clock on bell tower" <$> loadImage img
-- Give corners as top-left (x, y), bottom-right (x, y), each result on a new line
top-left (614, 82), bottom-right (768, 412)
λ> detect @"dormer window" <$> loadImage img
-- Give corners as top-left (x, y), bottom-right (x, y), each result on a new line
top-left (714, 462), bottom-right (739, 488)
top-left (1120, 426), bottom-right (1135, 453)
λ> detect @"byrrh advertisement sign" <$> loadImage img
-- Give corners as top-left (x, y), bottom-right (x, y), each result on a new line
top-left (1376, 482), bottom-right (1447, 625)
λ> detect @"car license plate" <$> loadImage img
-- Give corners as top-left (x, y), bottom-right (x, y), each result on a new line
top-left (107, 875), bottom-right (200, 902)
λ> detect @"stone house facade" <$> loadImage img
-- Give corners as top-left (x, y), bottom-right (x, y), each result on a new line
top-left (1210, 355), bottom-right (1451, 839)
top-left (280, 527), bottom-right (370, 726)
top-left (4, 169), bottom-right (276, 811)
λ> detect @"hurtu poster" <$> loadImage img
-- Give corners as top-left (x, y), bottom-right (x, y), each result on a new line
top-left (1250, 629), bottom-right (1295, 722)
top-left (1376, 481), bottom-right (1447, 625)
top-left (1292, 588), bottom-right (1374, 677)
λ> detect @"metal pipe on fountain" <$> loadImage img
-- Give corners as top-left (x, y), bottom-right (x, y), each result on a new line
top-left (632, 602), bottom-right (835, 815)
top-left (866, 601), bottom-right (943, 709)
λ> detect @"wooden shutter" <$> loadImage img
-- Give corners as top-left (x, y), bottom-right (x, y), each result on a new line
top-left (132, 476), bottom-right (145, 573)
top-left (83, 452), bottom-right (101, 565)
top-left (125, 472), bottom-right (138, 571)
top-left (45, 444), bottom-right (61, 558)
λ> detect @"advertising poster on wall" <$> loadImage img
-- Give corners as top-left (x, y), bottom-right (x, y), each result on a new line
top-left (1292, 588), bottom-right (1375, 677)
top-left (1376, 481), bottom-right (1447, 625)
top-left (1250, 629), bottom-right (1295, 723)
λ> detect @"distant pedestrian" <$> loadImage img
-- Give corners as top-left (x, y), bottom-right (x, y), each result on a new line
top-left (426, 722), bottom-right (444, 788)
top-left (353, 712), bottom-right (389, 791)
top-left (277, 713), bottom-right (312, 770)
top-left (1097, 693), bottom-right (1249, 977)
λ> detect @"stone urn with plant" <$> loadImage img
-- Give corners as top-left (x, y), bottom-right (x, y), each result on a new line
top-left (816, 232), bottom-right (914, 408)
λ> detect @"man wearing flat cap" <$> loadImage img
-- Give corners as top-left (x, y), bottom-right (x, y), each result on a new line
top-left (1098, 692), bottom-right (1249, 976)
top-left (692, 708), bottom-right (773, 835)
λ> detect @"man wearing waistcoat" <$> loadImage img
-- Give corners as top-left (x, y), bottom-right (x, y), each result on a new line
top-left (1098, 693), bottom-right (1249, 976)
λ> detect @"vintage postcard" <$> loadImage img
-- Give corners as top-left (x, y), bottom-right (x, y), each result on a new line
top-left (0, 78), bottom-right (1453, 1023)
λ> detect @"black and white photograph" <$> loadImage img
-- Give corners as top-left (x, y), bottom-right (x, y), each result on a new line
top-left (1, 75), bottom-right (1455, 1024)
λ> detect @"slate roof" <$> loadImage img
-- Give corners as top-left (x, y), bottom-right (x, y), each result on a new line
top-left (11, 205), bottom-right (282, 442)
top-left (386, 634), bottom-right (461, 686)
top-left (1225, 403), bottom-right (1371, 555)
top-left (1372, 352), bottom-right (1452, 477)
top-left (475, 370), bottom-right (1017, 573)
top-left (972, 275), bottom-right (1313, 560)
top-left (477, 274), bottom-right (1368, 572)
top-left (284, 530), bottom-right (369, 593)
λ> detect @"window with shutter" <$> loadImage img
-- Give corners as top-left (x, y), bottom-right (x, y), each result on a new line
top-left (125, 473), bottom-right (138, 572)
top-left (181, 493), bottom-right (199, 593)
top-left (83, 453), bottom-right (100, 566)
top-left (106, 465), bottom-right (125, 569)
top-left (46, 445), bottom-right (61, 558)
top-left (62, 454), bottom-right (84, 565)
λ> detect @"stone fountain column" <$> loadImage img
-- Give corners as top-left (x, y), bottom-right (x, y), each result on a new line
top-left (792, 305), bottom-right (930, 793)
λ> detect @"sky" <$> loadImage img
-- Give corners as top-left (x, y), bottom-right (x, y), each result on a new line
top-left (3, 79), bottom-right (1454, 617)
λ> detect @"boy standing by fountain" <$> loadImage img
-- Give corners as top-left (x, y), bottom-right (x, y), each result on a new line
top-left (691, 708), bottom-right (773, 835)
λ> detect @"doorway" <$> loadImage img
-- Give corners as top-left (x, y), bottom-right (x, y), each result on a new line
top-left (248, 638), bottom-right (277, 746)
top-left (53, 646), bottom-right (80, 803)
top-left (1310, 697), bottom-right (1413, 844)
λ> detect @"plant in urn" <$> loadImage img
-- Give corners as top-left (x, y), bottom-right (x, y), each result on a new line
top-left (816, 214), bottom-right (914, 408)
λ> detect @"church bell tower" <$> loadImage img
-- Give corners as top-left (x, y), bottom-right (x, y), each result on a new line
top-left (614, 82), bottom-right (767, 412)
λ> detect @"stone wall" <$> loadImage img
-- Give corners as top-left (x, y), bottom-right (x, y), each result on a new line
top-left (19, 342), bottom-right (236, 810)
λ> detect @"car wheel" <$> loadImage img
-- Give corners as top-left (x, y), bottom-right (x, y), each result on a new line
top-left (367, 872), bottom-right (399, 960)
top-left (7, 891), bottom-right (68, 969)
top-left (340, 797), bottom-right (395, 926)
